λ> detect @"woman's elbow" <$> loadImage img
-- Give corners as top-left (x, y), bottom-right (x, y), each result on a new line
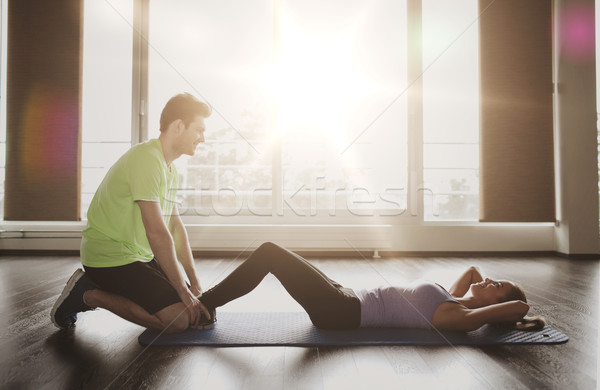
top-left (515, 300), bottom-right (530, 318)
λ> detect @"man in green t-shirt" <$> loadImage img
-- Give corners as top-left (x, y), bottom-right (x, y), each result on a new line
top-left (51, 93), bottom-right (213, 334)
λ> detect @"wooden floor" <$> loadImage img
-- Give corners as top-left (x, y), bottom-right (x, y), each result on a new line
top-left (0, 254), bottom-right (597, 389)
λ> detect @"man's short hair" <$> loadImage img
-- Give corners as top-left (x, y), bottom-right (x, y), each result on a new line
top-left (159, 93), bottom-right (212, 132)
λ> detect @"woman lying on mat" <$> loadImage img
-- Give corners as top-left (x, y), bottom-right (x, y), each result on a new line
top-left (198, 242), bottom-right (546, 332)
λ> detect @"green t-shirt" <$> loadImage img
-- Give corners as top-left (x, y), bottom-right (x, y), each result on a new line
top-left (81, 139), bottom-right (179, 268)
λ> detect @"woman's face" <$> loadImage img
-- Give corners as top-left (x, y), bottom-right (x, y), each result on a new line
top-left (470, 278), bottom-right (516, 304)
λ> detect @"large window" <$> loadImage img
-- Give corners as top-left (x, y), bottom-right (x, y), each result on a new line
top-left (148, 0), bottom-right (409, 219)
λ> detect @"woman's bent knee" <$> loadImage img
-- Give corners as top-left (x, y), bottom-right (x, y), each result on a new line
top-left (252, 242), bottom-right (283, 261)
top-left (256, 241), bottom-right (279, 253)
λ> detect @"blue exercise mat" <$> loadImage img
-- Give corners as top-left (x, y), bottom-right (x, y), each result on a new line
top-left (138, 312), bottom-right (568, 347)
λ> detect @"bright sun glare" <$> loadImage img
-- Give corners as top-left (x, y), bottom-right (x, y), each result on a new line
top-left (270, 12), bottom-right (370, 149)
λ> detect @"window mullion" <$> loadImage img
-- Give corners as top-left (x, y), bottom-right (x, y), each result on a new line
top-left (131, 0), bottom-right (149, 145)
top-left (272, 0), bottom-right (283, 217)
top-left (407, 0), bottom-right (424, 222)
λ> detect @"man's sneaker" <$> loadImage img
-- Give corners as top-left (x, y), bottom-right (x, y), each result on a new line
top-left (51, 269), bottom-right (97, 329)
top-left (191, 308), bottom-right (217, 330)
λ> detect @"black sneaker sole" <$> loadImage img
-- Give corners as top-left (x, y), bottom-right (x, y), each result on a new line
top-left (50, 269), bottom-right (85, 329)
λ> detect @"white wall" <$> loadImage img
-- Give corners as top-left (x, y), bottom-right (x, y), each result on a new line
top-left (554, 0), bottom-right (599, 255)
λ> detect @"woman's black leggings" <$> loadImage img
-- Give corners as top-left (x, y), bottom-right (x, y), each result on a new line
top-left (200, 242), bottom-right (361, 330)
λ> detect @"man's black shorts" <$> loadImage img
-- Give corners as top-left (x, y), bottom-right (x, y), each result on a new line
top-left (84, 259), bottom-right (182, 315)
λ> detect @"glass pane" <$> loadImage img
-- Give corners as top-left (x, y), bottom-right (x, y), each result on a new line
top-left (423, 168), bottom-right (478, 220)
top-left (424, 193), bottom-right (479, 221)
top-left (424, 169), bottom-right (478, 194)
top-left (423, 0), bottom-right (479, 220)
top-left (81, 142), bottom-right (130, 171)
top-left (82, 0), bottom-right (134, 219)
top-left (81, 168), bottom-right (110, 196)
top-left (80, 143), bottom-right (130, 218)
top-left (280, 0), bottom-right (408, 215)
top-left (81, 143), bottom-right (130, 193)
top-left (82, 0), bottom-right (133, 143)
top-left (423, 144), bottom-right (478, 169)
top-left (422, 0), bottom-right (479, 144)
top-left (148, 0), bottom-right (273, 216)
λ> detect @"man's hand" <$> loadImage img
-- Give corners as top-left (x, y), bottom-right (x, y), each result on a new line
top-left (190, 282), bottom-right (203, 297)
top-left (178, 288), bottom-right (211, 326)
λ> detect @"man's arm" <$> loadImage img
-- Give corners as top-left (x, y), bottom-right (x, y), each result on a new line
top-left (136, 200), bottom-right (208, 325)
top-left (168, 204), bottom-right (202, 296)
top-left (448, 266), bottom-right (484, 298)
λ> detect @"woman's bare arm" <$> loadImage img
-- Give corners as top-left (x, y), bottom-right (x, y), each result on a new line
top-left (448, 266), bottom-right (484, 298)
top-left (461, 300), bottom-right (530, 331)
top-left (434, 300), bottom-right (530, 332)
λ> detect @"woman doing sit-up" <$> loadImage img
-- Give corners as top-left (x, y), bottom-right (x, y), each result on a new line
top-left (199, 242), bottom-right (545, 332)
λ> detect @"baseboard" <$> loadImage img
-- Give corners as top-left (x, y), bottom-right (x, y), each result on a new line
top-left (553, 252), bottom-right (600, 260)
top-left (191, 250), bottom-right (370, 258)
top-left (192, 250), bottom-right (562, 258)
top-left (1, 249), bottom-right (597, 260)
top-left (380, 251), bottom-right (559, 258)
top-left (0, 249), bottom-right (81, 257)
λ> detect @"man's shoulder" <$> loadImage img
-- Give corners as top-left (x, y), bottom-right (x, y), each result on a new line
top-left (128, 139), bottom-right (161, 158)
top-left (125, 140), bottom-right (164, 167)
